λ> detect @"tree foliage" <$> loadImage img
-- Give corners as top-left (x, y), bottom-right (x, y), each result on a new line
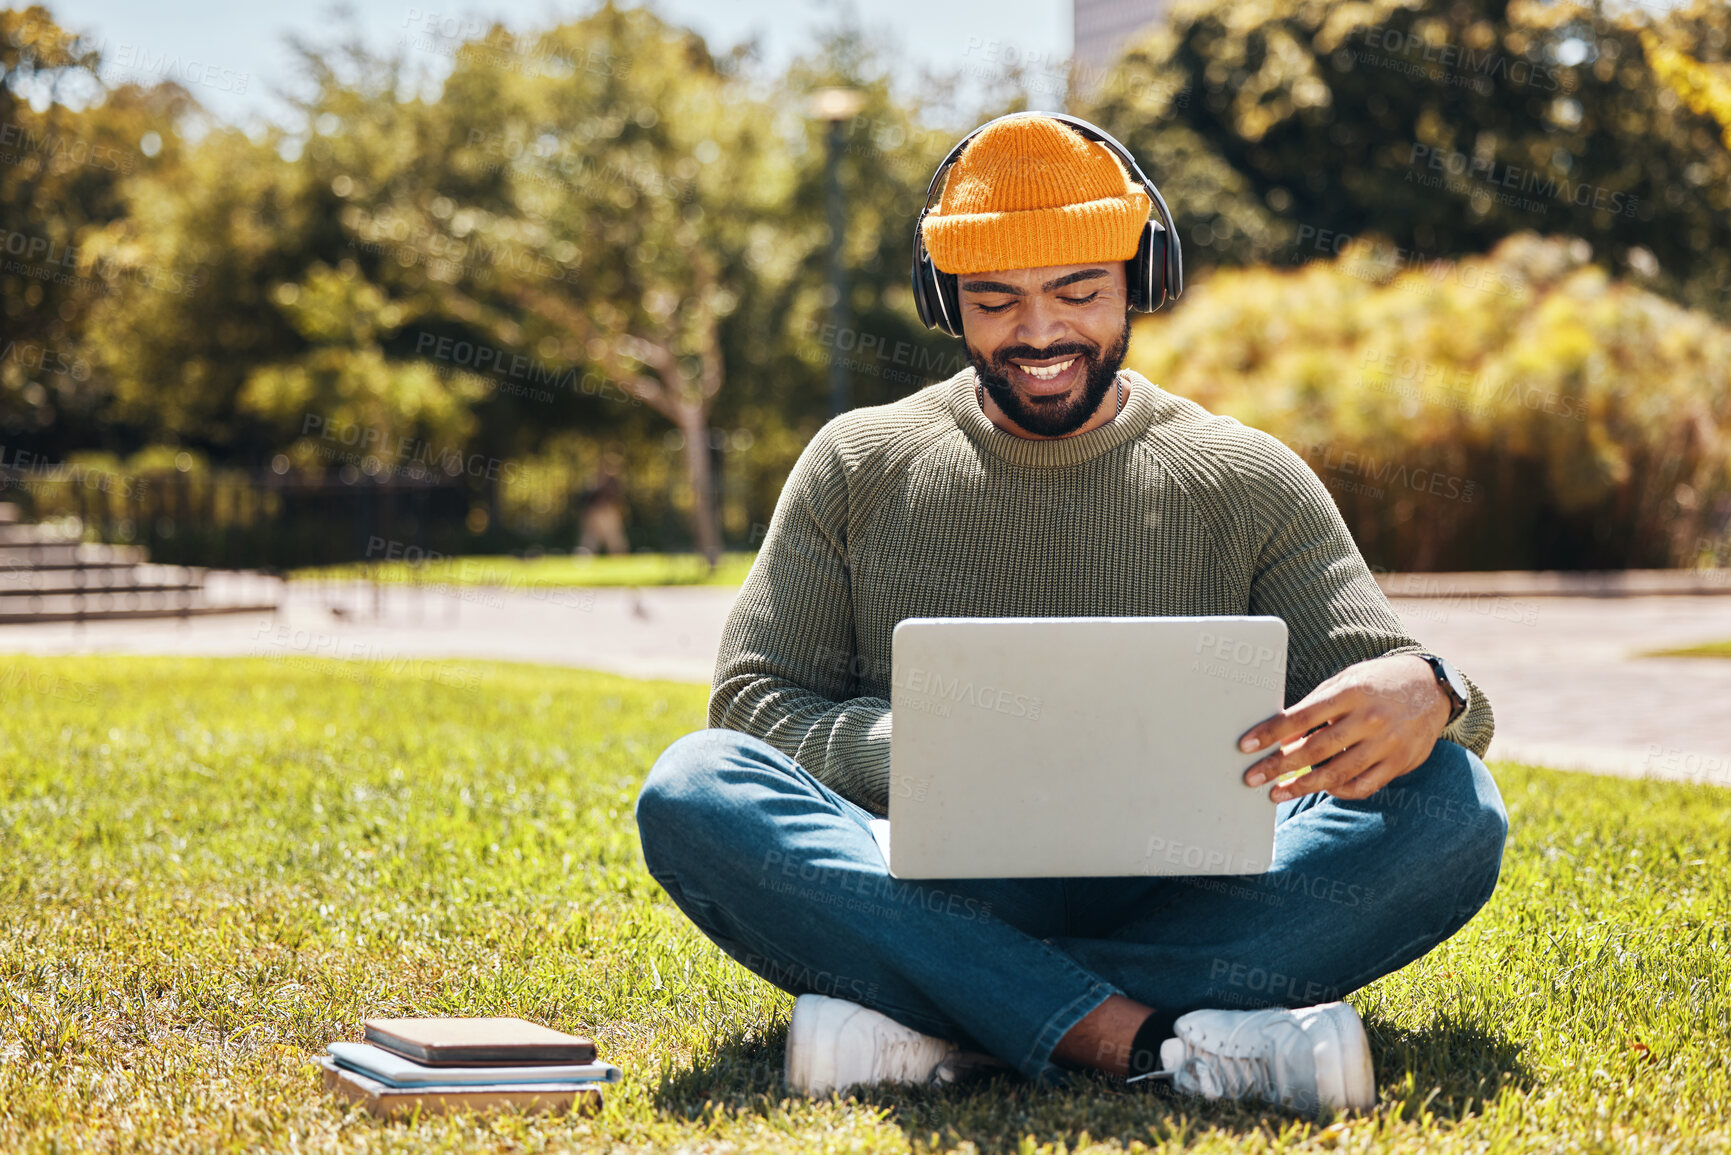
top-left (8, 0), bottom-right (1731, 568)
top-left (1086, 0), bottom-right (1731, 320)
top-left (1641, 22), bottom-right (1731, 149)
top-left (63, 5), bottom-right (968, 557)
top-left (0, 7), bottom-right (193, 449)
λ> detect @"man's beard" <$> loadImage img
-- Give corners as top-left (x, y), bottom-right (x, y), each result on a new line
top-left (965, 315), bottom-right (1132, 438)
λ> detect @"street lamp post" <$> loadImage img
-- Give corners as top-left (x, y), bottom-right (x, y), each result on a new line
top-left (810, 87), bottom-right (866, 419)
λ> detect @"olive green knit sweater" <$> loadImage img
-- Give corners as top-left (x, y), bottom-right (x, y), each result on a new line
top-left (709, 368), bottom-right (1493, 815)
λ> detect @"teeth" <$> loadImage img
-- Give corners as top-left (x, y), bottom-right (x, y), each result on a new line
top-left (1018, 359), bottom-right (1075, 380)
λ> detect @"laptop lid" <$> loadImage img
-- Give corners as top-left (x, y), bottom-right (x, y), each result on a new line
top-left (886, 616), bottom-right (1287, 879)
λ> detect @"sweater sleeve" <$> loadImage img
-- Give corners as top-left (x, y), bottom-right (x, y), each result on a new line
top-left (1241, 433), bottom-right (1494, 759)
top-left (708, 424), bottom-right (895, 813)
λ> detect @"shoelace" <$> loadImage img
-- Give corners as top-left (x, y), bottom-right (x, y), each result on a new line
top-left (1130, 1008), bottom-right (1301, 1100)
top-left (1181, 1046), bottom-right (1273, 1099)
top-left (871, 1029), bottom-right (940, 1082)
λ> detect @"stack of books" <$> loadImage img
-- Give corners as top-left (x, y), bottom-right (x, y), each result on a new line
top-left (320, 1017), bottom-right (621, 1118)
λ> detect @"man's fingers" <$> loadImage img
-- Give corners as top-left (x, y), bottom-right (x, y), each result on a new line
top-left (1239, 684), bottom-right (1360, 756)
top-left (1321, 758), bottom-right (1407, 802)
top-left (1240, 653), bottom-right (1450, 801)
top-left (1268, 742), bottom-right (1381, 802)
top-left (1246, 720), bottom-right (1358, 788)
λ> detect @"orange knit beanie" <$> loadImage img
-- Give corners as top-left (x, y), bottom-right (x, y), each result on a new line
top-left (920, 115), bottom-right (1152, 275)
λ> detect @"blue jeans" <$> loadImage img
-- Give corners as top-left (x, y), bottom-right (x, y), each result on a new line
top-left (635, 729), bottom-right (1507, 1083)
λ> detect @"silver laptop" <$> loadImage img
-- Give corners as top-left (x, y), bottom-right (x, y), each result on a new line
top-left (879, 616), bottom-right (1288, 879)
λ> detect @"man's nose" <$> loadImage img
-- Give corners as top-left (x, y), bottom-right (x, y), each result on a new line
top-left (1015, 299), bottom-right (1071, 350)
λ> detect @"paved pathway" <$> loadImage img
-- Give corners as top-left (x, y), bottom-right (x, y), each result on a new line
top-left (2, 580), bottom-right (1727, 789)
top-left (0, 581), bottom-right (728, 684)
top-left (1386, 593), bottom-right (1731, 788)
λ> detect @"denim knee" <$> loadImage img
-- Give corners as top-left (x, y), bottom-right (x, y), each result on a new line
top-left (635, 728), bottom-right (758, 867)
top-left (1410, 740), bottom-right (1509, 917)
top-left (1459, 747), bottom-right (1509, 915)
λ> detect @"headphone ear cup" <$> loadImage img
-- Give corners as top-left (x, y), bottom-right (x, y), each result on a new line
top-left (935, 270), bottom-right (962, 338)
top-left (1128, 219), bottom-right (1166, 313)
top-left (911, 246), bottom-right (937, 329)
top-left (912, 237), bottom-right (964, 336)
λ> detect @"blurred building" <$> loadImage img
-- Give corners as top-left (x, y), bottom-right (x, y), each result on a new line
top-left (1073, 0), bottom-right (1170, 75)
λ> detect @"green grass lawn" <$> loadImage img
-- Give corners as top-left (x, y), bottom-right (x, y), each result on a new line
top-left (291, 552), bottom-right (755, 588)
top-left (2, 656), bottom-right (1727, 1153)
top-left (1643, 639), bottom-right (1731, 659)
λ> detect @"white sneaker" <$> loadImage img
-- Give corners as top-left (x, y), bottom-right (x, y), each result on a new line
top-left (783, 994), bottom-right (965, 1095)
top-left (1134, 1001), bottom-right (1375, 1114)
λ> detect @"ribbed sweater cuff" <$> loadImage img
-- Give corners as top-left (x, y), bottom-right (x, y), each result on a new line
top-left (853, 710), bottom-right (894, 815)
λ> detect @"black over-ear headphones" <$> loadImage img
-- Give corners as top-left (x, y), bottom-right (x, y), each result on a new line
top-left (911, 112), bottom-right (1182, 337)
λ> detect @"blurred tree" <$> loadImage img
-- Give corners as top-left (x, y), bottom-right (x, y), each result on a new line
top-left (42, 3), bottom-right (1066, 557)
top-left (0, 6), bottom-right (193, 453)
top-left (343, 5), bottom-right (799, 564)
top-left (1641, 23), bottom-right (1731, 149)
top-left (365, 11), bottom-right (992, 559)
top-left (74, 17), bottom-right (519, 474)
top-left (82, 127), bottom-right (317, 457)
top-left (1, 6), bottom-right (100, 373)
top-left (1085, 0), bottom-right (1731, 320)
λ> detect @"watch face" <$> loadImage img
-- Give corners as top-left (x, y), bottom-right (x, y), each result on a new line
top-left (1437, 657), bottom-right (1469, 704)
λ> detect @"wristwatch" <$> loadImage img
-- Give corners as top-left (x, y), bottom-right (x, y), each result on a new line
top-left (1416, 653), bottom-right (1469, 725)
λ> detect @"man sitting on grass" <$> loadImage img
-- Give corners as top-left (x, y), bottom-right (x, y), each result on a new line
top-left (635, 114), bottom-right (1507, 1114)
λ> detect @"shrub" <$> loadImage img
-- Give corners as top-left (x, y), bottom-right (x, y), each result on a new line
top-left (1128, 232), bottom-right (1731, 570)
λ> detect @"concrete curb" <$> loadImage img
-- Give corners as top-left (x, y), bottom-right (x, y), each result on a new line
top-left (1378, 569), bottom-right (1731, 598)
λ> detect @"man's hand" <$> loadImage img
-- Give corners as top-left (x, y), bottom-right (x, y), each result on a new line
top-left (1239, 654), bottom-right (1454, 803)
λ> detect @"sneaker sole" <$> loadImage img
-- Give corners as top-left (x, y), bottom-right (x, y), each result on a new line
top-left (1303, 1002), bottom-right (1375, 1112)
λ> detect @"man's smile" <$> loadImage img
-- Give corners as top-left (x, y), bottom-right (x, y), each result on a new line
top-left (1010, 356), bottom-right (1073, 393)
top-left (1007, 354), bottom-right (1084, 396)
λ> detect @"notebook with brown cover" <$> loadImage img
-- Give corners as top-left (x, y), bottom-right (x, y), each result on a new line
top-left (320, 1059), bottom-right (603, 1118)
top-left (362, 1017), bottom-right (596, 1066)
